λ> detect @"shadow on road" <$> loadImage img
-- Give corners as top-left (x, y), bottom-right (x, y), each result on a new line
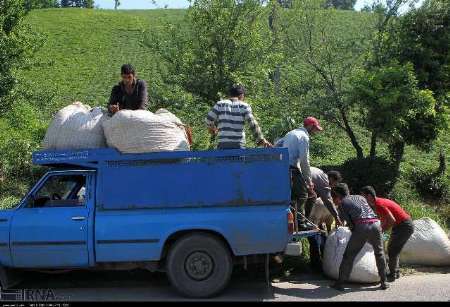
top-left (13, 265), bottom-right (419, 302)
top-left (270, 271), bottom-right (383, 300)
top-left (14, 268), bottom-right (276, 301)
top-left (17, 270), bottom-right (170, 289)
top-left (272, 280), bottom-right (382, 300)
top-left (405, 266), bottom-right (450, 275)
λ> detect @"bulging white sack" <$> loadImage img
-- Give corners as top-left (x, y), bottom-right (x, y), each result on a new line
top-left (323, 227), bottom-right (381, 283)
top-left (155, 108), bottom-right (183, 125)
top-left (42, 102), bottom-right (107, 150)
top-left (102, 109), bottom-right (190, 154)
top-left (400, 218), bottom-right (450, 266)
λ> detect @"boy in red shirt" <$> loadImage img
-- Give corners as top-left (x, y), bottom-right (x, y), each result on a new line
top-left (360, 186), bottom-right (414, 282)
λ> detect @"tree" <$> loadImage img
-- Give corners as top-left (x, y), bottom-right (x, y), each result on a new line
top-left (324, 0), bottom-right (356, 10)
top-left (60, 0), bottom-right (94, 7)
top-left (114, 0), bottom-right (120, 9)
top-left (146, 0), bottom-right (275, 105)
top-left (358, 0), bottom-right (409, 159)
top-left (84, 0), bottom-right (93, 8)
top-left (0, 0), bottom-right (45, 194)
top-left (24, 0), bottom-right (59, 9)
top-left (280, 0), bottom-right (370, 158)
top-left (277, 0), bottom-right (292, 7)
top-left (395, 0), bottom-right (449, 108)
top-left (355, 0), bottom-right (449, 164)
top-left (351, 62), bottom-right (446, 170)
top-left (0, 0), bottom-right (42, 113)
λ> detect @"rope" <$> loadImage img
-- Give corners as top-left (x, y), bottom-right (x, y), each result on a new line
top-left (291, 206), bottom-right (327, 234)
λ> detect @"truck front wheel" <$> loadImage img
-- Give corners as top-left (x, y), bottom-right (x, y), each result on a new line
top-left (166, 233), bottom-right (233, 298)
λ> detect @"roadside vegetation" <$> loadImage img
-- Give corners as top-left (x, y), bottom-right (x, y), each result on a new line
top-left (0, 0), bottom-right (448, 231)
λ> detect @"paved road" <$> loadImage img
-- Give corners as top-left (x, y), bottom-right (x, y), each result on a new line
top-left (6, 267), bottom-right (450, 302)
top-left (270, 272), bottom-right (450, 301)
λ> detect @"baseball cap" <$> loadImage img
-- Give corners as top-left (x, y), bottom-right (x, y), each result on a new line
top-left (303, 117), bottom-right (323, 131)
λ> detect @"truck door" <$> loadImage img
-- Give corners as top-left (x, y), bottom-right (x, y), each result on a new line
top-left (10, 171), bottom-right (93, 268)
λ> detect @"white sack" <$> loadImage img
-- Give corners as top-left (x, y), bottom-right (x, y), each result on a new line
top-left (400, 218), bottom-right (450, 266)
top-left (323, 227), bottom-right (381, 283)
top-left (155, 108), bottom-right (183, 125)
top-left (42, 102), bottom-right (107, 150)
top-left (102, 109), bottom-right (190, 154)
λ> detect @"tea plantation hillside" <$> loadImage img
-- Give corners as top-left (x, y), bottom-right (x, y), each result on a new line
top-left (17, 8), bottom-right (185, 114)
top-left (3, 8), bottom-right (449, 228)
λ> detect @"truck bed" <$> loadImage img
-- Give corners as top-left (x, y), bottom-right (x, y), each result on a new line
top-left (33, 148), bottom-right (290, 211)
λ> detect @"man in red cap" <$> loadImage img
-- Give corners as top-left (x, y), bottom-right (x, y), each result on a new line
top-left (275, 116), bottom-right (324, 231)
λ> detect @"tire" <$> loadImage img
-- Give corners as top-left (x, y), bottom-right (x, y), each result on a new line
top-left (166, 233), bottom-right (233, 298)
top-left (0, 266), bottom-right (23, 289)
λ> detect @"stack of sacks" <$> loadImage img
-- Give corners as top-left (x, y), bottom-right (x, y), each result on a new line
top-left (102, 108), bottom-right (190, 153)
top-left (322, 227), bottom-right (381, 283)
top-left (42, 102), bottom-right (107, 150)
top-left (400, 218), bottom-right (450, 266)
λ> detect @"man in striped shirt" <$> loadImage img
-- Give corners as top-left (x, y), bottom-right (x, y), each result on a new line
top-left (205, 84), bottom-right (272, 150)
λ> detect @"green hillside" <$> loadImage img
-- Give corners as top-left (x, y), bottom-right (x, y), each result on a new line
top-left (3, 8), bottom-right (449, 228)
top-left (17, 9), bottom-right (185, 114)
top-left (17, 8), bottom-right (374, 114)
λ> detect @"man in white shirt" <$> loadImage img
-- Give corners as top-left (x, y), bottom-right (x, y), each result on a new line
top-left (276, 117), bottom-right (324, 231)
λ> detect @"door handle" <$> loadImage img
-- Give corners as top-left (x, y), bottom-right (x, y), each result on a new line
top-left (71, 216), bottom-right (86, 221)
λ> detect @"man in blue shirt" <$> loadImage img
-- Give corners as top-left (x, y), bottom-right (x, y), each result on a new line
top-left (276, 117), bottom-right (323, 231)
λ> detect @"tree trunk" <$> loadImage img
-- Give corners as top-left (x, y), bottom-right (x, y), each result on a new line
top-left (339, 108), bottom-right (364, 159)
top-left (437, 149), bottom-right (446, 176)
top-left (370, 131), bottom-right (377, 159)
top-left (269, 2), bottom-right (281, 96)
top-left (390, 140), bottom-right (405, 177)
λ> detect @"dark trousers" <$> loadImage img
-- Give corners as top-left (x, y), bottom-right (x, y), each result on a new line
top-left (305, 197), bottom-right (315, 218)
top-left (387, 219), bottom-right (414, 275)
top-left (338, 222), bottom-right (387, 283)
top-left (306, 198), bottom-right (327, 271)
top-left (308, 233), bottom-right (327, 272)
top-left (217, 143), bottom-right (244, 150)
top-left (290, 167), bottom-right (308, 224)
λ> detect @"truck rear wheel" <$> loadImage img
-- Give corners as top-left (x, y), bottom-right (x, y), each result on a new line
top-left (166, 233), bottom-right (233, 298)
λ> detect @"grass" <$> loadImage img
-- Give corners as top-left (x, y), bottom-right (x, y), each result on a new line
top-left (2, 8), bottom-right (448, 231)
top-left (17, 8), bottom-right (186, 116)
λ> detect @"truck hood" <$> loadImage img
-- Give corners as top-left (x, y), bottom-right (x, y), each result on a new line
top-left (0, 207), bottom-right (16, 220)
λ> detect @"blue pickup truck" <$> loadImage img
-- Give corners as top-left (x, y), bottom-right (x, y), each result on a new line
top-left (0, 147), bottom-right (297, 298)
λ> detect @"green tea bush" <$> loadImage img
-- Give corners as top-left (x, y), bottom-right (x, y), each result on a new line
top-left (0, 196), bottom-right (21, 210)
top-left (409, 151), bottom-right (449, 204)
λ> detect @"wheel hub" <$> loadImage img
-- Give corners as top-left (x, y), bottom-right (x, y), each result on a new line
top-left (185, 251), bottom-right (214, 281)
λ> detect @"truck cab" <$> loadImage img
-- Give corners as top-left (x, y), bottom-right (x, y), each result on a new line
top-left (0, 147), bottom-right (297, 298)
